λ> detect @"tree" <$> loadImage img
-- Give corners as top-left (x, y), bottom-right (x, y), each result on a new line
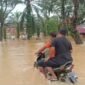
top-left (78, 0), bottom-right (85, 24)
top-left (19, 11), bottom-right (26, 32)
top-left (70, 0), bottom-right (83, 44)
top-left (47, 16), bottom-right (59, 34)
top-left (37, 0), bottom-right (83, 44)
top-left (34, 18), bottom-right (41, 38)
top-left (25, 0), bottom-right (32, 39)
top-left (0, 0), bottom-right (22, 41)
top-left (9, 12), bottom-right (22, 39)
top-left (20, 0), bottom-right (37, 39)
top-left (34, 5), bottom-right (45, 36)
top-left (35, 0), bottom-right (52, 36)
top-left (19, 0), bottom-right (42, 39)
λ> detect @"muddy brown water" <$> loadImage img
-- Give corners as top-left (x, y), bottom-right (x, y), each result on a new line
top-left (0, 40), bottom-right (85, 85)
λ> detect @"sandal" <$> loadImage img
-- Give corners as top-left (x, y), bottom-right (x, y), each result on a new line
top-left (48, 78), bottom-right (57, 81)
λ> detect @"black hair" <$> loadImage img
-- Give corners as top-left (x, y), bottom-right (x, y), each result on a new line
top-left (59, 29), bottom-right (68, 36)
top-left (49, 32), bottom-right (56, 37)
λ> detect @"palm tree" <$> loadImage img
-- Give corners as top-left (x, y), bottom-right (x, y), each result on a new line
top-left (37, 0), bottom-right (83, 44)
top-left (20, 0), bottom-right (42, 39)
top-left (71, 0), bottom-right (83, 44)
top-left (19, 0), bottom-right (84, 43)
top-left (0, 0), bottom-right (22, 41)
top-left (9, 12), bottom-right (22, 39)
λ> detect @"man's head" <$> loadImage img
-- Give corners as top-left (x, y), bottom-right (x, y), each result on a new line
top-left (57, 29), bottom-right (68, 37)
top-left (49, 32), bottom-right (56, 40)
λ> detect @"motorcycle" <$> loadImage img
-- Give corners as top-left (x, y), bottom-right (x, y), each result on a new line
top-left (51, 61), bottom-right (78, 84)
top-left (34, 53), bottom-right (78, 84)
top-left (34, 52), bottom-right (45, 68)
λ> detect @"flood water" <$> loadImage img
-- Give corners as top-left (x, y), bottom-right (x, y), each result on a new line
top-left (0, 39), bottom-right (85, 85)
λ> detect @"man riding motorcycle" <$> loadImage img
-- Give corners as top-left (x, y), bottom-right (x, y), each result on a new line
top-left (36, 29), bottom-right (73, 81)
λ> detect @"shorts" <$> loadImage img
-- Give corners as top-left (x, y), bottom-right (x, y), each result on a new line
top-left (37, 57), bottom-right (66, 68)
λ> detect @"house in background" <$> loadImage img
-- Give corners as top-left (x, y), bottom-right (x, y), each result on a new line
top-left (77, 25), bottom-right (85, 35)
top-left (6, 26), bottom-right (16, 40)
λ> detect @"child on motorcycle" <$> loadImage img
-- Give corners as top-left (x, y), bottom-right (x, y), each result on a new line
top-left (35, 32), bottom-right (56, 78)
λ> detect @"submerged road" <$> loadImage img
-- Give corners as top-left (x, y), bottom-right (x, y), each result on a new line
top-left (0, 40), bottom-right (85, 85)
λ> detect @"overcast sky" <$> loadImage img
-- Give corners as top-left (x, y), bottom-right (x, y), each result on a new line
top-left (12, 4), bottom-right (26, 13)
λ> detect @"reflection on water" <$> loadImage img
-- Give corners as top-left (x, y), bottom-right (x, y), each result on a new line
top-left (0, 40), bottom-right (85, 85)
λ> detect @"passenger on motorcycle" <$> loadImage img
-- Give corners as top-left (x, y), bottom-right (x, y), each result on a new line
top-left (36, 32), bottom-right (56, 78)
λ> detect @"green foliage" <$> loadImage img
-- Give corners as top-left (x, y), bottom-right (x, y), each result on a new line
top-left (0, 0), bottom-right (22, 41)
top-left (46, 17), bottom-right (59, 34)
top-left (35, 0), bottom-right (83, 44)
top-left (0, 0), bottom-right (85, 43)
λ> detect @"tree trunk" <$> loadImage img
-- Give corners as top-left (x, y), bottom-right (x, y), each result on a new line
top-left (3, 27), bottom-right (7, 40)
top-left (36, 27), bottom-right (40, 39)
top-left (26, 25), bottom-right (31, 40)
top-left (61, 0), bottom-right (66, 28)
top-left (0, 22), bottom-right (4, 41)
top-left (72, 0), bottom-right (83, 44)
top-left (16, 23), bottom-right (20, 39)
top-left (25, 0), bottom-right (32, 40)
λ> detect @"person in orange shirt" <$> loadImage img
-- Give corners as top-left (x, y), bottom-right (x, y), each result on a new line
top-left (37, 32), bottom-right (56, 59)
top-left (36, 32), bottom-right (56, 78)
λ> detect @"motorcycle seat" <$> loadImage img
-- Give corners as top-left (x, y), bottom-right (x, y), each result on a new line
top-left (53, 61), bottom-right (73, 72)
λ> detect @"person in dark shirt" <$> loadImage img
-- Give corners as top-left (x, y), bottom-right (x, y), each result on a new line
top-left (37, 29), bottom-right (73, 80)
top-left (45, 29), bottom-right (73, 80)
top-left (51, 29), bottom-right (73, 66)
